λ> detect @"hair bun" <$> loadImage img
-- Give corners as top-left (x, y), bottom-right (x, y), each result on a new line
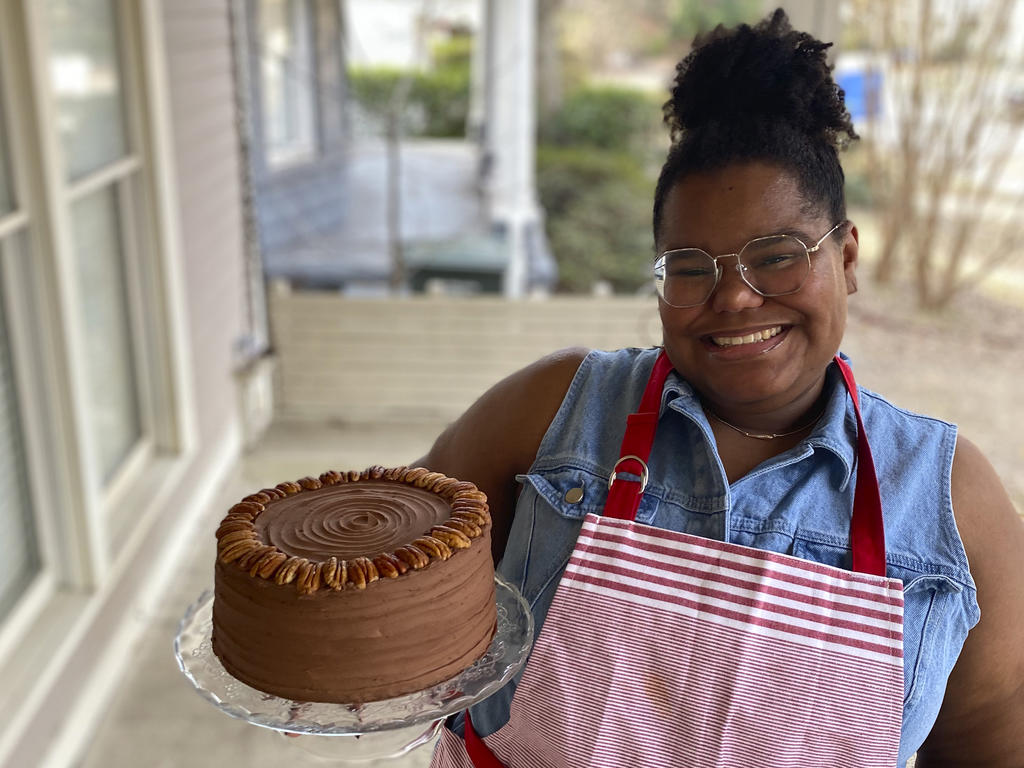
top-left (664, 9), bottom-right (855, 148)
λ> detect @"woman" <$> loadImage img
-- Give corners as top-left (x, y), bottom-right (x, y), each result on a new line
top-left (424, 10), bottom-right (1024, 767)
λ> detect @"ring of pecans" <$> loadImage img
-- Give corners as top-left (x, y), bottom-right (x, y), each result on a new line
top-left (215, 466), bottom-right (490, 595)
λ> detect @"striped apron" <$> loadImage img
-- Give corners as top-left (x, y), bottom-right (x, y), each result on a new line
top-left (432, 352), bottom-right (905, 767)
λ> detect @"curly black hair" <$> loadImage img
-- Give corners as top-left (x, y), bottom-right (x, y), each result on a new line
top-left (652, 8), bottom-right (857, 243)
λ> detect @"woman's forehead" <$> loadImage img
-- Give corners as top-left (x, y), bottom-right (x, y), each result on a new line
top-left (659, 163), bottom-right (824, 248)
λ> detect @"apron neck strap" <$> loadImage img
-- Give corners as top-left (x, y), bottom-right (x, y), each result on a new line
top-left (604, 351), bottom-right (887, 577)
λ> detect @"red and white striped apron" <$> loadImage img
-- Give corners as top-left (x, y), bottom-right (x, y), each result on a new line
top-left (432, 352), bottom-right (905, 768)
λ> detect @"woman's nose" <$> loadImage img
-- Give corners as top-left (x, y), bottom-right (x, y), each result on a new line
top-left (709, 261), bottom-right (764, 313)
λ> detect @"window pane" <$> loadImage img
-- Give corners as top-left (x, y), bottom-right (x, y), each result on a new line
top-left (47, 0), bottom-right (129, 181)
top-left (260, 0), bottom-right (315, 166)
top-left (0, 65), bottom-right (14, 215)
top-left (0, 241), bottom-right (41, 621)
top-left (70, 187), bottom-right (141, 483)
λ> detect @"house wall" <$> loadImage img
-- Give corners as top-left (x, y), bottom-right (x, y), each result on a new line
top-left (163, 0), bottom-right (249, 441)
top-left (1, 3), bottom-right (249, 766)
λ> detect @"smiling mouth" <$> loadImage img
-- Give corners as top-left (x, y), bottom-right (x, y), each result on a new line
top-left (709, 325), bottom-right (784, 347)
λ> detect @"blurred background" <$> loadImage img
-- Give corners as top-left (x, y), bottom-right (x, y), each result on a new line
top-left (0, 0), bottom-right (1020, 766)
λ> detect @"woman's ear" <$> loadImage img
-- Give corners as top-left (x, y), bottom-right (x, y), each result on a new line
top-left (843, 222), bottom-right (859, 295)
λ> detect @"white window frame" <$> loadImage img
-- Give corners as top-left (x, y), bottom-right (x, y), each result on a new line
top-left (254, 0), bottom-right (319, 171)
top-left (0, 0), bottom-right (196, 677)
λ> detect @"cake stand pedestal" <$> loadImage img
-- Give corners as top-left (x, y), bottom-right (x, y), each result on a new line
top-left (175, 576), bottom-right (533, 763)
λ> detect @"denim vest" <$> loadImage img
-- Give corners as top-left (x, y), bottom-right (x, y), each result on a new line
top-left (468, 347), bottom-right (979, 767)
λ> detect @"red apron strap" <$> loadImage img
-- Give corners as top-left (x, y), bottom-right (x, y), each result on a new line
top-left (465, 710), bottom-right (508, 768)
top-left (604, 350), bottom-right (675, 521)
top-left (833, 355), bottom-right (887, 577)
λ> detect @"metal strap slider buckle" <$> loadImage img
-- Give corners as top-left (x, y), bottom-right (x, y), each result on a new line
top-left (607, 455), bottom-right (649, 493)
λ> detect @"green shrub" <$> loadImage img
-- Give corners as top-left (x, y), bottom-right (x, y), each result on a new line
top-left (540, 85), bottom-right (663, 161)
top-left (348, 67), bottom-right (470, 137)
top-left (537, 146), bottom-right (656, 294)
top-left (431, 34), bottom-right (473, 72)
top-left (348, 34), bottom-right (472, 138)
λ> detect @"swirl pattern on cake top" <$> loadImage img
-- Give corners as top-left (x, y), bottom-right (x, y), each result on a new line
top-left (256, 480), bottom-right (452, 560)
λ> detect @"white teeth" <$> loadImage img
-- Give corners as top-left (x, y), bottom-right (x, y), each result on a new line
top-left (712, 326), bottom-right (783, 347)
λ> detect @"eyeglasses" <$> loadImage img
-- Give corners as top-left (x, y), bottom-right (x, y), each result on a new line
top-left (654, 221), bottom-right (847, 308)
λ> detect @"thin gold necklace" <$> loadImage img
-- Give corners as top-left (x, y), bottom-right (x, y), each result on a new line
top-left (705, 407), bottom-right (824, 441)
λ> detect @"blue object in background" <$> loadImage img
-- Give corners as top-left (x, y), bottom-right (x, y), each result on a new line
top-left (837, 68), bottom-right (884, 122)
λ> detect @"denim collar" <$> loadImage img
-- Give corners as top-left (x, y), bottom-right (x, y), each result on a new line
top-left (659, 353), bottom-right (859, 491)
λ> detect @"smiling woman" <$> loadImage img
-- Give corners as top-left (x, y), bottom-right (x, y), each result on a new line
top-left (419, 9), bottom-right (1024, 768)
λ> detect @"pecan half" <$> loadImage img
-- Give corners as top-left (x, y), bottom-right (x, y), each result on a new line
top-left (395, 545), bottom-right (429, 570)
top-left (353, 556), bottom-right (379, 584)
top-left (298, 476), bottom-right (322, 490)
top-left (414, 471), bottom-right (446, 489)
top-left (453, 489), bottom-right (487, 503)
top-left (218, 529), bottom-right (259, 547)
top-left (219, 539), bottom-right (259, 564)
top-left (255, 551), bottom-right (288, 579)
top-left (402, 467), bottom-right (429, 484)
top-left (413, 536), bottom-right (452, 561)
top-left (320, 470), bottom-right (342, 486)
top-left (444, 517), bottom-right (481, 538)
top-left (431, 477), bottom-right (460, 495)
top-left (228, 501), bottom-right (264, 517)
top-left (452, 509), bottom-right (489, 527)
top-left (431, 525), bottom-right (472, 549)
top-left (275, 556), bottom-right (304, 585)
top-left (276, 480), bottom-right (302, 495)
top-left (239, 544), bottom-right (276, 572)
top-left (321, 556), bottom-right (340, 588)
top-left (346, 559), bottom-right (367, 589)
top-left (373, 553), bottom-right (401, 579)
top-left (297, 561), bottom-right (322, 594)
top-left (216, 519), bottom-right (253, 538)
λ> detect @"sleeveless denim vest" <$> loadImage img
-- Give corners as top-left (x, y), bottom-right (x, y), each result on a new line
top-left (467, 347), bottom-right (979, 768)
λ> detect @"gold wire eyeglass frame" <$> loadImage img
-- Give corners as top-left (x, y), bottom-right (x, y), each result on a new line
top-left (654, 221), bottom-right (847, 308)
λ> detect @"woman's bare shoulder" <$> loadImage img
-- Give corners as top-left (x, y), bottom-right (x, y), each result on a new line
top-left (421, 346), bottom-right (589, 471)
top-left (917, 435), bottom-right (1024, 765)
top-left (415, 347), bottom-right (590, 558)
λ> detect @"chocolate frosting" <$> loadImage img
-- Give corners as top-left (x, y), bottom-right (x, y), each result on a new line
top-left (254, 480), bottom-right (451, 560)
top-left (211, 471), bottom-right (497, 703)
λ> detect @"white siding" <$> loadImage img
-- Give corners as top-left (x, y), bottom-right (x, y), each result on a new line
top-left (162, 1), bottom-right (247, 444)
top-left (272, 295), bottom-right (662, 423)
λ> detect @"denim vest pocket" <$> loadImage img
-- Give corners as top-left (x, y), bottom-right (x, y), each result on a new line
top-left (897, 572), bottom-right (963, 707)
top-left (499, 468), bottom-right (605, 630)
top-left (791, 532), bottom-right (849, 569)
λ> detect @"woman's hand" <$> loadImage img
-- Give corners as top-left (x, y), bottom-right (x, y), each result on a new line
top-left (916, 436), bottom-right (1024, 766)
top-left (414, 347), bottom-right (589, 563)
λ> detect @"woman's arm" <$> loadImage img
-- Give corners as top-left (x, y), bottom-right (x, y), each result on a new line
top-left (915, 435), bottom-right (1024, 766)
top-left (415, 347), bottom-right (589, 563)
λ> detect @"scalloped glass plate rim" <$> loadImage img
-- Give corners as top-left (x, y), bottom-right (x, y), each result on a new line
top-left (174, 575), bottom-right (533, 735)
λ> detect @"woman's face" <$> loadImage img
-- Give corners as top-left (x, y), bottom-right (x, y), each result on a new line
top-left (656, 162), bottom-right (859, 415)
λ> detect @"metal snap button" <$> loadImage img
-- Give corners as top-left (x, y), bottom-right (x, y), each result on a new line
top-left (564, 487), bottom-right (584, 504)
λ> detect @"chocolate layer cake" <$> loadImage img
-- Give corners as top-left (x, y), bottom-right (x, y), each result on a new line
top-left (211, 466), bottom-right (496, 703)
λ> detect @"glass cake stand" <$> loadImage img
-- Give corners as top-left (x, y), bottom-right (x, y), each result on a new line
top-left (174, 576), bottom-right (533, 762)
